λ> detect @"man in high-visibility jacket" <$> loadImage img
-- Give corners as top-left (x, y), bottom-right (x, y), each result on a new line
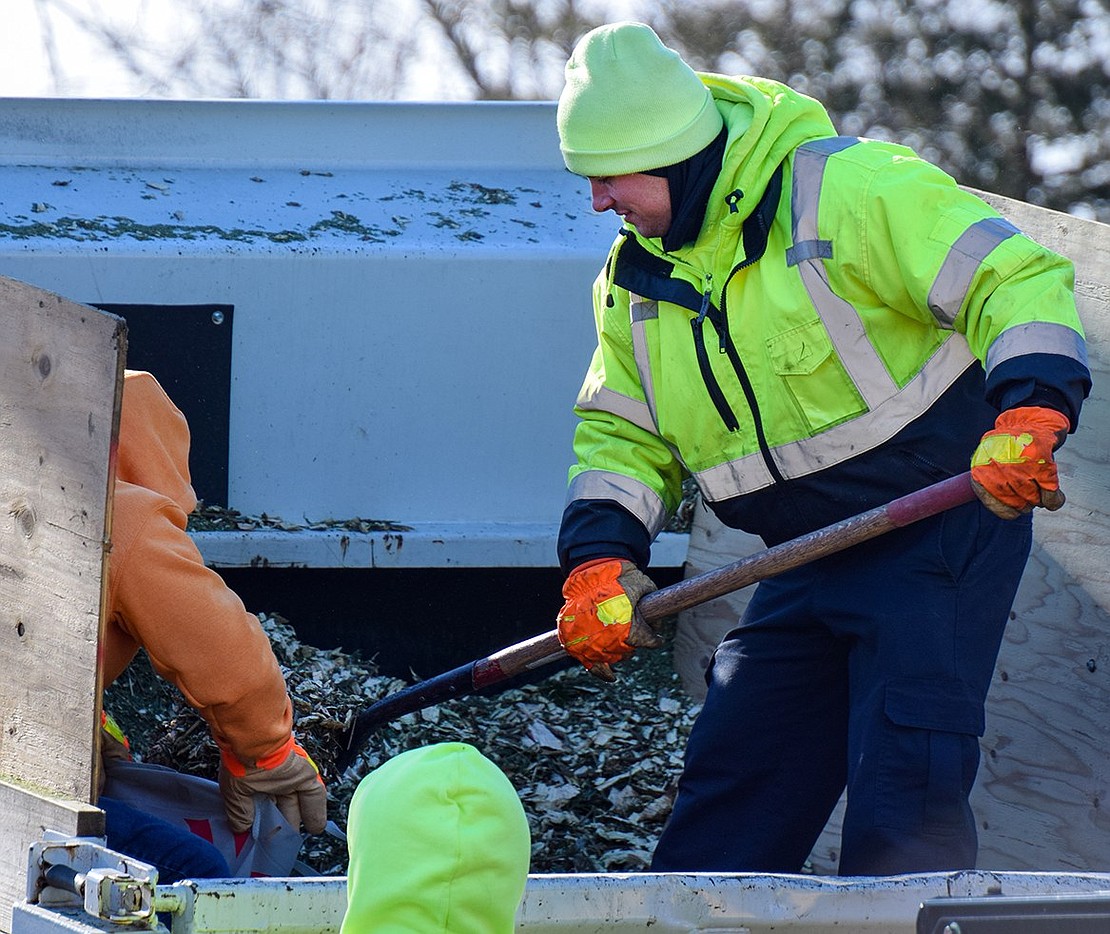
top-left (553, 22), bottom-right (1091, 875)
top-left (99, 370), bottom-right (326, 880)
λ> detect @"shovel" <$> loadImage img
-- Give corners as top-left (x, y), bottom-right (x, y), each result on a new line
top-left (334, 470), bottom-right (976, 773)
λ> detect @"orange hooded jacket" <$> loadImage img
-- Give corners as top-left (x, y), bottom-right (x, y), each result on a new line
top-left (102, 370), bottom-right (292, 766)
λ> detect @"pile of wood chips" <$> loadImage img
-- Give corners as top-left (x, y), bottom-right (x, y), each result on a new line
top-left (104, 613), bottom-right (700, 876)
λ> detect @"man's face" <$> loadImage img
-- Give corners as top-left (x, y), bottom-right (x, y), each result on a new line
top-left (588, 173), bottom-right (672, 239)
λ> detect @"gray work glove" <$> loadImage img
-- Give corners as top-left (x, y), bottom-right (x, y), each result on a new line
top-left (218, 737), bottom-right (327, 835)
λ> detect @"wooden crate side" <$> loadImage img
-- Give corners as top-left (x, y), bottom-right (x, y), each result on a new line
top-left (674, 197), bottom-right (1110, 873)
top-left (0, 276), bottom-right (125, 799)
top-left (0, 780), bottom-right (104, 934)
top-left (0, 276), bottom-right (124, 931)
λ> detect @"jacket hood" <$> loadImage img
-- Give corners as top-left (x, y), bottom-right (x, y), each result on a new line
top-left (117, 370), bottom-right (197, 514)
top-left (702, 72), bottom-right (837, 219)
top-left (341, 743), bottom-right (531, 934)
top-left (610, 72), bottom-right (836, 272)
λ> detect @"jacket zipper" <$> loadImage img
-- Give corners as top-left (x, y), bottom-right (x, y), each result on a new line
top-left (689, 191), bottom-right (786, 485)
top-left (690, 274), bottom-right (740, 431)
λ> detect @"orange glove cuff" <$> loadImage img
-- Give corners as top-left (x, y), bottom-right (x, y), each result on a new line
top-left (221, 734), bottom-right (320, 778)
top-left (971, 406), bottom-right (1070, 511)
top-left (100, 711), bottom-right (132, 755)
top-left (219, 736), bottom-right (326, 834)
top-left (993, 406), bottom-right (1069, 442)
top-left (220, 748), bottom-right (250, 779)
top-left (557, 558), bottom-right (638, 668)
top-left (256, 735), bottom-right (297, 771)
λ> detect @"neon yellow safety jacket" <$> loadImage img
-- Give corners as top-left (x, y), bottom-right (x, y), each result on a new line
top-left (559, 74), bottom-right (1090, 568)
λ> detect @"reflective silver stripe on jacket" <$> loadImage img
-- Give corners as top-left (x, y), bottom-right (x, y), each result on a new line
top-left (575, 380), bottom-right (657, 435)
top-left (566, 469), bottom-right (669, 538)
top-left (787, 136), bottom-right (856, 251)
top-left (985, 320), bottom-right (1089, 377)
top-left (928, 217), bottom-right (1020, 325)
top-left (630, 296), bottom-right (661, 428)
top-left (788, 137), bottom-right (899, 410)
top-left (694, 337), bottom-right (977, 501)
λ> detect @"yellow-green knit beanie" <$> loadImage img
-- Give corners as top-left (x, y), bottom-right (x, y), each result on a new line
top-left (557, 22), bottom-right (724, 177)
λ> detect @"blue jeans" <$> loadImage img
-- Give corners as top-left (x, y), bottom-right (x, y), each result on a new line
top-left (100, 795), bottom-right (230, 883)
top-left (651, 502), bottom-right (1032, 874)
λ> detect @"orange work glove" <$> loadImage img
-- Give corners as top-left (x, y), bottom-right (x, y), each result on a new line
top-left (970, 406), bottom-right (1070, 519)
top-left (219, 736), bottom-right (327, 835)
top-left (556, 558), bottom-right (662, 682)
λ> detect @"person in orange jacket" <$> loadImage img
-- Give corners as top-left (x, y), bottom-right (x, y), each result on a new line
top-left (98, 369), bottom-right (326, 880)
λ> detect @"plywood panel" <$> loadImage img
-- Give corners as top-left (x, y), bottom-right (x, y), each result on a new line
top-left (0, 276), bottom-right (124, 931)
top-left (673, 196), bottom-right (1110, 874)
top-left (967, 189), bottom-right (1110, 872)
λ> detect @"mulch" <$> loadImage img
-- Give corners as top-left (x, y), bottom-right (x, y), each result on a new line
top-left (104, 613), bottom-right (698, 875)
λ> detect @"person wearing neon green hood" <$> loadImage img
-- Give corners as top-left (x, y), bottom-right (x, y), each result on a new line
top-left (552, 23), bottom-right (1090, 874)
top-left (341, 743), bottom-right (531, 934)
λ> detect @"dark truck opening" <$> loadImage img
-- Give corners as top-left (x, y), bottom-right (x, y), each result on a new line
top-left (216, 564), bottom-right (685, 685)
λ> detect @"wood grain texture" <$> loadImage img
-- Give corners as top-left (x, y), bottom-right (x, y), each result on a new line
top-left (0, 276), bottom-right (124, 931)
top-left (0, 779), bottom-right (104, 933)
top-left (673, 195), bottom-right (1110, 874)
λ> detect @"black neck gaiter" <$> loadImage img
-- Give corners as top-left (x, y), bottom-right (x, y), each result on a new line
top-left (645, 127), bottom-right (728, 253)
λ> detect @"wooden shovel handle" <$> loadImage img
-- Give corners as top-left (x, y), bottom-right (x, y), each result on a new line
top-left (336, 472), bottom-right (975, 771)
top-left (477, 470), bottom-right (975, 683)
top-left (641, 469), bottom-right (976, 619)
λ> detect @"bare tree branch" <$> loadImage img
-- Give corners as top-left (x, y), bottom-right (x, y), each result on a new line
top-left (31, 0), bottom-right (65, 94)
top-left (35, 0), bottom-right (421, 100)
top-left (22, 0), bottom-right (1110, 218)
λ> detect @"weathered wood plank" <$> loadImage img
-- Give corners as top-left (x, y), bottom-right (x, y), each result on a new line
top-left (0, 276), bottom-right (124, 931)
top-left (674, 195), bottom-right (1110, 874)
top-left (0, 779), bottom-right (104, 932)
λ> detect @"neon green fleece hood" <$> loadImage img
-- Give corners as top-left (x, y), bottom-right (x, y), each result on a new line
top-left (341, 743), bottom-right (531, 933)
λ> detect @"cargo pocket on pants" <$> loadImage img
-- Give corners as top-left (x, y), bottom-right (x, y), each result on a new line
top-left (875, 677), bottom-right (984, 832)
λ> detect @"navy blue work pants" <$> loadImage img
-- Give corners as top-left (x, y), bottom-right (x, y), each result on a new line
top-left (100, 796), bottom-right (231, 883)
top-left (650, 501), bottom-right (1032, 875)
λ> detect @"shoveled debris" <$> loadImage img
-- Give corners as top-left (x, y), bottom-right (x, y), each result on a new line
top-left (104, 613), bottom-right (698, 875)
top-left (187, 502), bottom-right (412, 534)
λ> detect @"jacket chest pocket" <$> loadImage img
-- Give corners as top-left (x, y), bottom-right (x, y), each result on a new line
top-left (766, 319), bottom-right (865, 433)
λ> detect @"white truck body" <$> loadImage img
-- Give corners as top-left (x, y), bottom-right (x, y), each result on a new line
top-left (0, 97), bottom-right (687, 570)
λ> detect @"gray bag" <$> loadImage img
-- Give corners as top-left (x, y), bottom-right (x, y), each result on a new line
top-left (101, 758), bottom-right (303, 877)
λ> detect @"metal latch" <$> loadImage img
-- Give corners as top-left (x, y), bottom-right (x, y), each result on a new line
top-left (29, 839), bottom-right (158, 925)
